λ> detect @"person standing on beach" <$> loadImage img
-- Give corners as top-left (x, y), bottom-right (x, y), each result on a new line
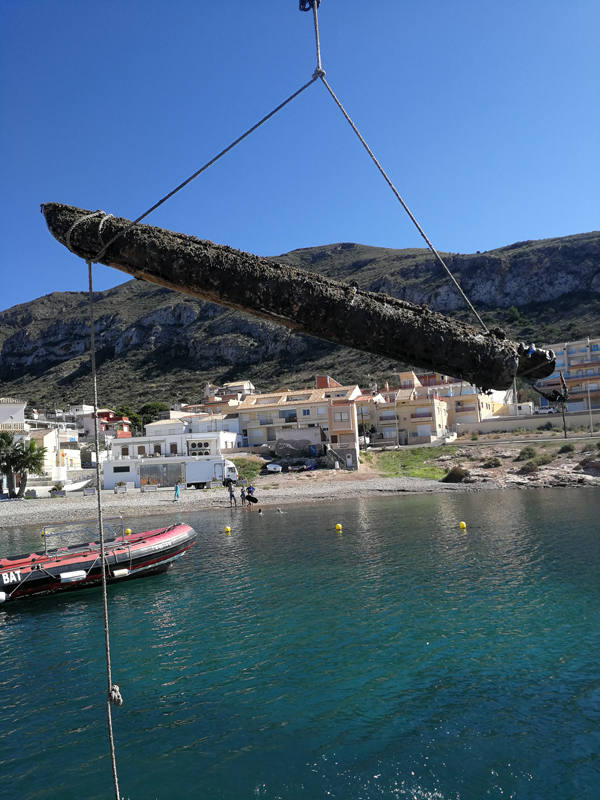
top-left (228, 482), bottom-right (236, 507)
top-left (246, 483), bottom-right (255, 511)
top-left (240, 486), bottom-right (246, 507)
top-left (173, 482), bottom-right (180, 502)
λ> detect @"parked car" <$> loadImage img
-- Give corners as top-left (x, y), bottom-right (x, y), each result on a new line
top-left (535, 406), bottom-right (557, 414)
top-left (266, 462), bottom-right (282, 473)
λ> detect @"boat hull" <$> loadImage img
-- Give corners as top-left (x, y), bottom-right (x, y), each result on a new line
top-left (0, 524), bottom-right (196, 602)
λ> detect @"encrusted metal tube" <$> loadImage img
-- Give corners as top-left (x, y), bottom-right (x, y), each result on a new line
top-left (41, 202), bottom-right (555, 390)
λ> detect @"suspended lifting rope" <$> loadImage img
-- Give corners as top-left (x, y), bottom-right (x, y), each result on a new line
top-left (68, 3), bottom-right (558, 798)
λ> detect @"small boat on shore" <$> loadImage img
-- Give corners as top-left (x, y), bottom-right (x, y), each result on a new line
top-left (0, 518), bottom-right (196, 603)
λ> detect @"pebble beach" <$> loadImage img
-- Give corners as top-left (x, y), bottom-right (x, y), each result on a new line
top-left (0, 470), bottom-right (484, 528)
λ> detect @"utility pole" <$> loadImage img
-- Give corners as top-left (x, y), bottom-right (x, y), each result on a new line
top-left (587, 381), bottom-right (593, 435)
top-left (561, 401), bottom-right (568, 439)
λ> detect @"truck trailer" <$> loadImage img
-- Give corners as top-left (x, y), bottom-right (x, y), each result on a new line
top-left (103, 456), bottom-right (238, 489)
top-left (184, 458), bottom-right (238, 489)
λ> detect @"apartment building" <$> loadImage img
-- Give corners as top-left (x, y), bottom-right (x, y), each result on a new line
top-left (415, 372), bottom-right (509, 426)
top-left (360, 385), bottom-right (448, 444)
top-left (536, 336), bottom-right (600, 411)
top-left (236, 377), bottom-right (361, 462)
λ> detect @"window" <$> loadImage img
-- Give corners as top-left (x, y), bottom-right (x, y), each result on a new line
top-left (114, 466), bottom-right (130, 473)
top-left (170, 443), bottom-right (177, 455)
top-left (302, 409), bottom-right (310, 416)
top-left (121, 446), bottom-right (129, 457)
top-left (154, 444), bottom-right (161, 455)
top-left (331, 435), bottom-right (338, 443)
top-left (278, 409), bottom-right (297, 423)
top-left (317, 407), bottom-right (327, 416)
top-left (137, 445), bottom-right (145, 456)
top-left (333, 411), bottom-right (349, 422)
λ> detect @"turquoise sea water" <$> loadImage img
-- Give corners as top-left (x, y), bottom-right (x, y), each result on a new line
top-left (1, 489), bottom-right (599, 799)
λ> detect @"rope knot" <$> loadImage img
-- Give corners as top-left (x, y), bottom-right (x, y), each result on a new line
top-left (109, 684), bottom-right (124, 706)
top-left (313, 67), bottom-right (326, 79)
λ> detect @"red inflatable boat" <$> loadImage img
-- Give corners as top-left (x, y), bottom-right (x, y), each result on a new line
top-left (0, 519), bottom-right (197, 603)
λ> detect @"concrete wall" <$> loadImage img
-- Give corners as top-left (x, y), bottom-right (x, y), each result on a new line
top-left (456, 409), bottom-right (600, 435)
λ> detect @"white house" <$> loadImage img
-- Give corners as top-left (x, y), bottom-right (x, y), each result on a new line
top-left (102, 413), bottom-right (240, 488)
top-left (0, 398), bottom-right (27, 432)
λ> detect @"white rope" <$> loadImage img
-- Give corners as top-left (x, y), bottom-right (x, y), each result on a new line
top-left (65, 210), bottom-right (113, 255)
top-left (300, 2), bottom-right (487, 332)
top-left (87, 260), bottom-right (123, 800)
top-left (318, 75), bottom-right (489, 333)
top-left (311, 1), bottom-right (325, 77)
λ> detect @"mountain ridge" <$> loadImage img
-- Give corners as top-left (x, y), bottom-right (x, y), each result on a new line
top-left (1, 231), bottom-right (599, 407)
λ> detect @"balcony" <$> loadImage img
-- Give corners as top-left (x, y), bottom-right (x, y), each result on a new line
top-left (544, 367), bottom-right (600, 381)
top-left (411, 413), bottom-right (432, 420)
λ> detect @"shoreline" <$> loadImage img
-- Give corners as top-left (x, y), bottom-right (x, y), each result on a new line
top-left (1, 465), bottom-right (597, 529)
top-left (0, 475), bottom-right (482, 528)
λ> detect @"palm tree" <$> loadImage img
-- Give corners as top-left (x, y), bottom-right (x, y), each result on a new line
top-left (0, 431), bottom-right (16, 496)
top-left (14, 439), bottom-right (47, 497)
top-left (0, 433), bottom-right (46, 498)
top-left (1, 432), bottom-right (17, 496)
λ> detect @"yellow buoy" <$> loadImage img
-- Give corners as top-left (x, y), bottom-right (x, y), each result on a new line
top-left (335, 523), bottom-right (342, 531)
top-left (225, 526), bottom-right (231, 535)
top-left (124, 528), bottom-right (132, 535)
top-left (459, 521), bottom-right (467, 530)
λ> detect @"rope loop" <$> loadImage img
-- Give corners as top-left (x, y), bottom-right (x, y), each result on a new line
top-left (299, 0), bottom-right (319, 11)
top-left (65, 210), bottom-right (113, 258)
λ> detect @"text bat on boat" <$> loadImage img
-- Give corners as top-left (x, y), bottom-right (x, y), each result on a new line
top-left (41, 202), bottom-right (555, 390)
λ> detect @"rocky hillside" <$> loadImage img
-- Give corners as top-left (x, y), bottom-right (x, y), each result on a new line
top-left (1, 231), bottom-right (598, 407)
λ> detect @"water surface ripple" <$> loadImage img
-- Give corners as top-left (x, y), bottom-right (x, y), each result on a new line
top-left (1, 489), bottom-right (599, 799)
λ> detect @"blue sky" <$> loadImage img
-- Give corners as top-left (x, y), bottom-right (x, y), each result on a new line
top-left (1, 0), bottom-right (598, 311)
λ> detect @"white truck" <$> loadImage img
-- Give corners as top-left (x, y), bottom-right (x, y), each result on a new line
top-left (184, 458), bottom-right (238, 489)
top-left (104, 456), bottom-right (239, 490)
